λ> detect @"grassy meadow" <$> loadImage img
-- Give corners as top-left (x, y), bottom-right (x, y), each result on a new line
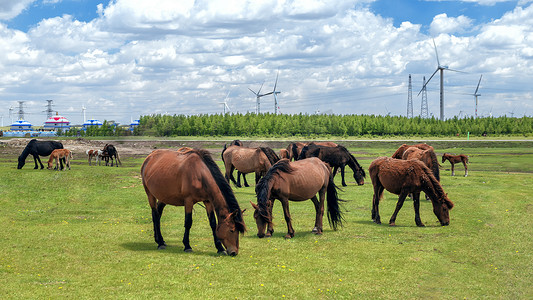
top-left (0, 140), bottom-right (532, 299)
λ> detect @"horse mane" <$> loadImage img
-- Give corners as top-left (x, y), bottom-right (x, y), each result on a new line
top-left (255, 159), bottom-right (293, 217)
top-left (338, 145), bottom-right (366, 177)
top-left (230, 140), bottom-right (243, 146)
top-left (18, 139), bottom-right (36, 160)
top-left (221, 144), bottom-right (227, 163)
top-left (420, 164), bottom-right (454, 209)
top-left (195, 149), bottom-right (246, 233)
top-left (424, 150), bottom-right (440, 181)
top-left (259, 147), bottom-right (280, 165)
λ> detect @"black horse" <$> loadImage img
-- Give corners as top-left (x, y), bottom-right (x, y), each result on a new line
top-left (18, 139), bottom-right (64, 169)
top-left (103, 144), bottom-right (121, 167)
top-left (298, 144), bottom-right (365, 186)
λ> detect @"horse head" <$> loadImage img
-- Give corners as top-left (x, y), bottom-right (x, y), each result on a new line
top-left (250, 201), bottom-right (272, 238)
top-left (442, 153), bottom-right (447, 163)
top-left (353, 167), bottom-right (365, 185)
top-left (17, 155), bottom-right (25, 169)
top-left (432, 194), bottom-right (454, 226)
top-left (216, 209), bottom-right (245, 256)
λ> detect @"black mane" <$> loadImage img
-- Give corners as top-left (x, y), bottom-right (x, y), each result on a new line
top-left (255, 159), bottom-right (293, 213)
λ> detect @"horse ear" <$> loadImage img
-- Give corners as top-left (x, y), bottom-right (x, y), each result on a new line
top-left (250, 201), bottom-right (259, 210)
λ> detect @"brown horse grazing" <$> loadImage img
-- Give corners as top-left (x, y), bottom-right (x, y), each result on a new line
top-left (141, 149), bottom-right (246, 256)
top-left (392, 143), bottom-right (434, 159)
top-left (47, 149), bottom-right (73, 170)
top-left (402, 147), bottom-right (440, 181)
top-left (299, 144), bottom-right (365, 186)
top-left (369, 157), bottom-right (454, 227)
top-left (222, 145), bottom-right (280, 188)
top-left (251, 158), bottom-right (343, 239)
top-left (442, 153), bottom-right (469, 177)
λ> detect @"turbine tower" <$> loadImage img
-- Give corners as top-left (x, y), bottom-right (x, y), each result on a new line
top-left (418, 39), bottom-right (464, 121)
top-left (82, 105), bottom-right (87, 122)
top-left (421, 76), bottom-right (429, 118)
top-left (472, 75), bottom-right (482, 119)
top-left (262, 70), bottom-right (281, 114)
top-left (249, 82), bottom-right (267, 114)
top-left (407, 74), bottom-right (413, 118)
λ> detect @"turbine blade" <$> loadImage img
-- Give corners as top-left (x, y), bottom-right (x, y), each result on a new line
top-left (417, 68), bottom-right (439, 96)
top-left (248, 88), bottom-right (258, 95)
top-left (446, 68), bottom-right (467, 74)
top-left (432, 38), bottom-right (440, 67)
top-left (258, 82), bottom-right (264, 95)
top-left (273, 70), bottom-right (279, 92)
top-left (474, 74), bottom-right (482, 94)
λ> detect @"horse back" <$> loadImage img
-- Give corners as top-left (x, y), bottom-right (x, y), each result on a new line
top-left (370, 157), bottom-right (426, 195)
top-left (278, 158), bottom-right (330, 200)
top-left (142, 150), bottom-right (219, 206)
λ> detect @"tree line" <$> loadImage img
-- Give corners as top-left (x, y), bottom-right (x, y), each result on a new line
top-left (133, 113), bottom-right (533, 137)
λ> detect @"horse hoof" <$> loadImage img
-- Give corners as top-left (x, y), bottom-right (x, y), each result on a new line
top-left (417, 223), bottom-right (425, 227)
top-left (284, 235), bottom-right (293, 239)
top-left (184, 248), bottom-right (193, 253)
top-left (313, 231), bottom-right (323, 235)
top-left (311, 227), bottom-right (319, 233)
top-left (217, 250), bottom-right (228, 256)
top-left (157, 245), bottom-right (166, 250)
top-left (389, 222), bottom-right (396, 227)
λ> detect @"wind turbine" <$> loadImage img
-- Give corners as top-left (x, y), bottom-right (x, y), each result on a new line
top-left (219, 91), bottom-right (231, 114)
top-left (82, 105), bottom-right (87, 123)
top-left (471, 75), bottom-right (482, 119)
top-left (249, 82), bottom-right (267, 114)
top-left (262, 70), bottom-right (281, 114)
top-left (418, 39), bottom-right (465, 121)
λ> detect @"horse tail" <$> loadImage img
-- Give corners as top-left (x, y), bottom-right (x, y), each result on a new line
top-left (221, 144), bottom-right (227, 163)
top-left (260, 147), bottom-right (280, 165)
top-left (465, 155), bottom-right (469, 164)
top-left (427, 150), bottom-right (440, 181)
top-left (197, 149), bottom-right (245, 233)
top-left (326, 173), bottom-right (344, 231)
top-left (116, 150), bottom-right (122, 166)
top-left (292, 143), bottom-right (300, 161)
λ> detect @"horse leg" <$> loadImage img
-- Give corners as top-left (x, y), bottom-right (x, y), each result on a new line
top-left (372, 183), bottom-right (384, 224)
top-left (311, 194), bottom-right (324, 235)
top-left (242, 173), bottom-right (250, 187)
top-left (149, 198), bottom-right (166, 249)
top-left (389, 191), bottom-right (408, 226)
top-left (182, 202), bottom-right (194, 252)
top-left (451, 163), bottom-right (455, 176)
top-left (280, 198), bottom-right (295, 239)
top-left (265, 200), bottom-right (275, 237)
top-left (412, 192), bottom-right (425, 227)
top-left (463, 160), bottom-right (468, 177)
top-left (340, 165), bottom-right (347, 186)
top-left (33, 155), bottom-right (41, 169)
top-left (235, 169), bottom-right (242, 188)
top-left (205, 202), bottom-right (226, 255)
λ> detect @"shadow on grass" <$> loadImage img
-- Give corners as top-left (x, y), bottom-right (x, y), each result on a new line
top-left (120, 242), bottom-right (233, 257)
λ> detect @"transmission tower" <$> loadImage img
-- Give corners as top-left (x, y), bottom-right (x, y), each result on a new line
top-left (45, 100), bottom-right (54, 119)
top-left (407, 74), bottom-right (413, 118)
top-left (420, 76), bottom-right (429, 118)
top-left (17, 101), bottom-right (25, 120)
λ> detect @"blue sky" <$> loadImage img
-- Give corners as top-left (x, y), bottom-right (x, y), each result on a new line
top-left (0, 0), bottom-right (532, 126)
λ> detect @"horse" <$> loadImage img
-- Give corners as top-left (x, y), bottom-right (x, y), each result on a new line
top-left (221, 140), bottom-right (251, 186)
top-left (251, 158), bottom-right (343, 239)
top-left (47, 149), bottom-right (73, 171)
top-left (18, 139), bottom-right (64, 169)
top-left (442, 153), bottom-right (469, 177)
top-left (141, 148), bottom-right (246, 256)
top-left (279, 149), bottom-right (289, 159)
top-left (298, 144), bottom-right (365, 186)
top-left (401, 147), bottom-right (440, 181)
top-left (86, 149), bottom-right (99, 166)
top-left (222, 145), bottom-right (280, 188)
top-left (103, 144), bottom-right (121, 167)
top-left (287, 141), bottom-right (338, 161)
top-left (369, 157), bottom-right (454, 227)
top-left (391, 143), bottom-right (434, 159)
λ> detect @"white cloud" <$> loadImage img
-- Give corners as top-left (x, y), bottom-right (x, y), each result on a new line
top-left (0, 0), bottom-right (34, 20)
top-left (430, 13), bottom-right (473, 35)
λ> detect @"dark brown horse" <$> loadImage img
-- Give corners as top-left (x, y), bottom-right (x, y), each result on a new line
top-left (103, 144), bottom-right (121, 167)
top-left (298, 144), bottom-right (365, 186)
top-left (141, 148), bottom-right (246, 255)
top-left (286, 141), bottom-right (338, 161)
top-left (392, 143), bottom-right (434, 159)
top-left (18, 139), bottom-right (64, 169)
top-left (442, 153), bottom-right (469, 177)
top-left (369, 157), bottom-right (454, 227)
top-left (222, 145), bottom-right (279, 188)
top-left (402, 147), bottom-right (440, 181)
top-left (251, 158), bottom-right (343, 239)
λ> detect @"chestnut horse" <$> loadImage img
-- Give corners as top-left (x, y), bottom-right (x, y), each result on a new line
top-left (442, 153), bottom-right (469, 177)
top-left (141, 148), bottom-right (246, 255)
top-left (47, 149), bottom-right (73, 171)
top-left (86, 149), bottom-right (98, 166)
top-left (298, 144), bottom-right (365, 186)
top-left (251, 158), bottom-right (343, 239)
top-left (392, 143), bottom-right (434, 159)
top-left (401, 147), bottom-right (440, 181)
top-left (222, 145), bottom-right (280, 188)
top-left (369, 157), bottom-right (454, 227)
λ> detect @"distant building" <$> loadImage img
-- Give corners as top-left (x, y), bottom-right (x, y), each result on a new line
top-left (43, 114), bottom-right (70, 131)
top-left (10, 119), bottom-right (33, 131)
top-left (83, 119), bottom-right (103, 130)
top-left (129, 119), bottom-right (140, 132)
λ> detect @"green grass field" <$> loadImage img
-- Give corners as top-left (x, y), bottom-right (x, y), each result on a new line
top-left (0, 141), bottom-right (532, 299)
